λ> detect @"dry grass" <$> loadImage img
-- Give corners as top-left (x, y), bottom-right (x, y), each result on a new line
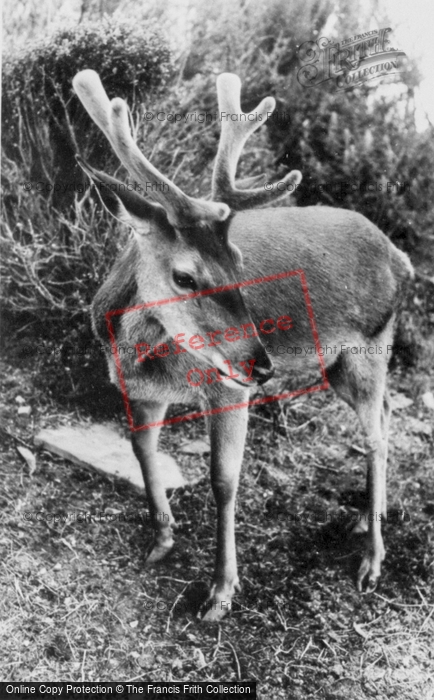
top-left (1, 356), bottom-right (433, 697)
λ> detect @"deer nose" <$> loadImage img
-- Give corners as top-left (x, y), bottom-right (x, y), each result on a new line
top-left (252, 363), bottom-right (275, 386)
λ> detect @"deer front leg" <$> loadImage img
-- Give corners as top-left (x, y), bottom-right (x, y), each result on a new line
top-left (201, 391), bottom-right (249, 622)
top-left (131, 400), bottom-right (176, 564)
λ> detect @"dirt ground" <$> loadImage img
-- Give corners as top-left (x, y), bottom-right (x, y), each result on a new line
top-left (1, 335), bottom-right (433, 699)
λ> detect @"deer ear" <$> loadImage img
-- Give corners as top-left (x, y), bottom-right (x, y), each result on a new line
top-left (76, 156), bottom-right (167, 235)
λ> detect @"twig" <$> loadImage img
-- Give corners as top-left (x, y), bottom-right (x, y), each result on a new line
top-left (415, 605), bottom-right (434, 639)
top-left (165, 582), bottom-right (192, 634)
top-left (80, 649), bottom-right (87, 682)
top-left (287, 416), bottom-right (317, 432)
top-left (315, 464), bottom-right (339, 473)
top-left (250, 413), bottom-right (273, 424)
top-left (222, 632), bottom-right (242, 680)
top-left (414, 271), bottom-right (434, 285)
top-left (0, 426), bottom-right (31, 448)
top-left (212, 626), bottom-right (222, 660)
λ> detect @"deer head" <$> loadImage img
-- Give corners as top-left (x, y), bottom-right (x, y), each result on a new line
top-left (73, 70), bottom-right (300, 387)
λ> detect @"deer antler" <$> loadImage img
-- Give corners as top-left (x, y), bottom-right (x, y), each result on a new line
top-left (212, 73), bottom-right (302, 209)
top-left (73, 70), bottom-right (230, 226)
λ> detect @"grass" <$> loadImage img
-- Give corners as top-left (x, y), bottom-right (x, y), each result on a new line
top-left (1, 353), bottom-right (433, 698)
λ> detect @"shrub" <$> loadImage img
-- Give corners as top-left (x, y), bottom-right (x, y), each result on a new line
top-left (1, 156), bottom-right (128, 406)
top-left (1, 17), bottom-right (173, 406)
top-left (263, 80), bottom-right (434, 253)
top-left (174, 0), bottom-right (434, 253)
top-left (2, 16), bottom-right (172, 208)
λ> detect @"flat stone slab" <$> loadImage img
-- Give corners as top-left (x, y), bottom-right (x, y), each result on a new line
top-left (34, 423), bottom-right (185, 491)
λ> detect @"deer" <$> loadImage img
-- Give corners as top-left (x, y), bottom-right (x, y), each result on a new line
top-left (72, 69), bottom-right (413, 622)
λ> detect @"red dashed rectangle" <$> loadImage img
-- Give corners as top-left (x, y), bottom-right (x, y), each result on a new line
top-left (105, 269), bottom-right (329, 431)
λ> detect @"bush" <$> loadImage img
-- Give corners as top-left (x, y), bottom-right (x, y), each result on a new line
top-left (173, 0), bottom-right (434, 253)
top-left (1, 17), bottom-right (173, 405)
top-left (2, 16), bottom-right (172, 208)
top-left (263, 80), bottom-right (434, 253)
top-left (1, 148), bottom-right (129, 404)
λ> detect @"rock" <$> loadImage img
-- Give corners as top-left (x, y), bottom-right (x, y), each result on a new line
top-left (350, 444), bottom-right (366, 456)
top-left (138, 652), bottom-right (155, 668)
top-left (15, 395), bottom-right (26, 405)
top-left (408, 418), bottom-right (432, 438)
top-left (390, 393), bottom-right (413, 411)
top-left (264, 463), bottom-right (293, 485)
top-left (421, 391), bottom-right (434, 410)
top-left (192, 648), bottom-right (206, 669)
top-left (17, 405), bottom-right (32, 416)
top-left (179, 460), bottom-right (206, 485)
top-left (34, 423), bottom-right (186, 491)
top-left (353, 622), bottom-right (369, 639)
top-left (16, 446), bottom-right (37, 475)
top-left (178, 439), bottom-right (210, 455)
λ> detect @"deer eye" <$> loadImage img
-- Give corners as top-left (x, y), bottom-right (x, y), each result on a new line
top-left (173, 271), bottom-right (198, 291)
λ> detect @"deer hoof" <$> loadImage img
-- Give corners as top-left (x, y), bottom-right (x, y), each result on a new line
top-left (200, 603), bottom-right (230, 623)
top-left (144, 537), bottom-right (174, 565)
top-left (199, 580), bottom-right (240, 623)
top-left (357, 550), bottom-right (384, 593)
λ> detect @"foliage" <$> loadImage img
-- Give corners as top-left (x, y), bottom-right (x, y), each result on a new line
top-left (174, 0), bottom-right (434, 251)
top-left (268, 82), bottom-right (434, 251)
top-left (2, 16), bottom-right (172, 207)
top-left (1, 15), bottom-right (172, 400)
top-left (2, 15), bottom-right (171, 123)
top-left (1, 150), bottom-right (130, 401)
top-left (2, 0), bottom-right (433, 402)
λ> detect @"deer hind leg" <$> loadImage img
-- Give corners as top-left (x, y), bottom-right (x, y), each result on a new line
top-left (353, 377), bottom-right (389, 592)
top-left (201, 388), bottom-right (250, 622)
top-left (352, 386), bottom-right (390, 535)
top-left (380, 387), bottom-right (391, 519)
top-left (130, 400), bottom-right (176, 564)
top-left (327, 327), bottom-right (393, 592)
